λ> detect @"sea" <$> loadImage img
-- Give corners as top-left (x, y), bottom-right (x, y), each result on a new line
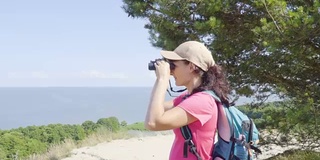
top-left (0, 87), bottom-right (254, 130)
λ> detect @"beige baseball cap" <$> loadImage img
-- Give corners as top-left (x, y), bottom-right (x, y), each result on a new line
top-left (160, 41), bottom-right (215, 71)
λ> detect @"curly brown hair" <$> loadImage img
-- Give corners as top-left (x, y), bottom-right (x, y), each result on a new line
top-left (191, 64), bottom-right (231, 105)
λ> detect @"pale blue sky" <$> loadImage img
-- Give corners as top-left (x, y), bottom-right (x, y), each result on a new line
top-left (0, 1), bottom-right (162, 87)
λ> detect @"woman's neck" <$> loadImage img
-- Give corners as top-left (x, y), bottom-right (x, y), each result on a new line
top-left (186, 76), bottom-right (202, 95)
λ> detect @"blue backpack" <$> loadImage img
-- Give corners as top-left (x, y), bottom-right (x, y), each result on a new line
top-left (180, 90), bottom-right (262, 160)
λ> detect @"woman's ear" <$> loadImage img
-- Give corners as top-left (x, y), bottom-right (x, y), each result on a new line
top-left (189, 63), bottom-right (201, 74)
top-left (189, 63), bottom-right (197, 72)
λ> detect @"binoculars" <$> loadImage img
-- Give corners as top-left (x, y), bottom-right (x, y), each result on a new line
top-left (148, 58), bottom-right (175, 71)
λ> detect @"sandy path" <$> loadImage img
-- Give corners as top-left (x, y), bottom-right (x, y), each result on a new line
top-left (62, 133), bottom-right (175, 160)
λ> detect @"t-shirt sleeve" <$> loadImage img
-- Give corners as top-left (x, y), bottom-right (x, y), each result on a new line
top-left (176, 92), bottom-right (216, 126)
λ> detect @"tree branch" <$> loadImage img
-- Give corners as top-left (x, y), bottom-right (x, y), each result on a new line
top-left (262, 0), bottom-right (283, 35)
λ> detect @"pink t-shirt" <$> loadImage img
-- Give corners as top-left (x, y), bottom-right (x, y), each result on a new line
top-left (169, 91), bottom-right (218, 160)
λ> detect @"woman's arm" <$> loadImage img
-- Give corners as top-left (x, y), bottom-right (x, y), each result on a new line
top-left (164, 100), bottom-right (174, 111)
top-left (144, 78), bottom-right (197, 131)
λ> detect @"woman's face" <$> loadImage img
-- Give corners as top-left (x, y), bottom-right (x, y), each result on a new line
top-left (170, 60), bottom-right (193, 86)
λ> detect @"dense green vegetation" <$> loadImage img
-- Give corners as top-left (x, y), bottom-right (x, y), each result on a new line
top-left (0, 116), bottom-right (140, 160)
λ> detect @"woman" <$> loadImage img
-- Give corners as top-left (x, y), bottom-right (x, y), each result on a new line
top-left (145, 41), bottom-right (231, 160)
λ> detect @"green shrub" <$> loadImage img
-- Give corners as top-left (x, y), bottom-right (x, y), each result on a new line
top-left (96, 117), bottom-right (120, 132)
top-left (125, 122), bottom-right (146, 131)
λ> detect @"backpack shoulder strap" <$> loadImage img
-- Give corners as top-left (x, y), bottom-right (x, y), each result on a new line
top-left (180, 126), bottom-right (192, 158)
top-left (202, 91), bottom-right (235, 137)
top-left (179, 94), bottom-right (202, 160)
top-left (180, 126), bottom-right (202, 160)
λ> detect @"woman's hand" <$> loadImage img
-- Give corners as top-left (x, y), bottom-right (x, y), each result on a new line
top-left (154, 59), bottom-right (171, 80)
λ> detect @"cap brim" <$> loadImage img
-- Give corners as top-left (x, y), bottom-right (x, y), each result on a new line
top-left (160, 51), bottom-right (185, 60)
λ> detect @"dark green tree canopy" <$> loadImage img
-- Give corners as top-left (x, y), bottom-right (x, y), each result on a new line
top-left (122, 0), bottom-right (320, 104)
